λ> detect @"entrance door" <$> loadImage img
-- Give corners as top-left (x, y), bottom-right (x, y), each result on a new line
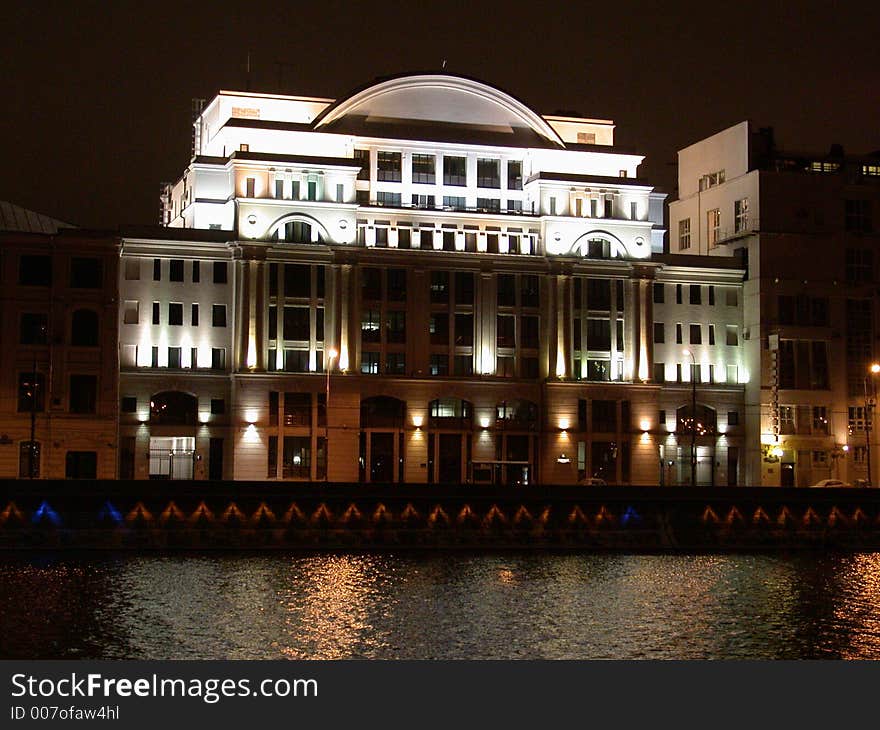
top-left (209, 438), bottom-right (223, 480)
top-left (781, 462), bottom-right (795, 487)
top-left (438, 434), bottom-right (462, 483)
top-left (370, 432), bottom-right (394, 483)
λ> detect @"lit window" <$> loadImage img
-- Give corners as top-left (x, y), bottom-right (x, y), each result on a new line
top-left (707, 209), bottom-right (721, 246)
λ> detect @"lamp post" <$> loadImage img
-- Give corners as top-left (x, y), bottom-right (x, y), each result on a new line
top-left (325, 348), bottom-right (338, 483)
top-left (865, 363), bottom-right (880, 487)
top-left (683, 349), bottom-right (697, 487)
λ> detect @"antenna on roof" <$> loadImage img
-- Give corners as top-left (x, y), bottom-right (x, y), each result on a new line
top-left (441, 59), bottom-right (447, 70)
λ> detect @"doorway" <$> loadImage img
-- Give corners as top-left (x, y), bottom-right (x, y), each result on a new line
top-left (438, 434), bottom-right (462, 483)
top-left (781, 461), bottom-right (795, 487)
top-left (370, 432), bottom-right (395, 483)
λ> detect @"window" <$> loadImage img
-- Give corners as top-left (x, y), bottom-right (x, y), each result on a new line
top-left (812, 450), bottom-right (828, 466)
top-left (846, 248), bottom-right (873, 283)
top-left (153, 259), bottom-right (161, 281)
top-left (70, 257), bottom-right (102, 288)
top-left (846, 200), bottom-right (872, 233)
top-left (361, 309), bottom-right (381, 343)
top-left (210, 398), bottom-right (225, 415)
top-left (699, 170), bottom-right (725, 190)
top-left (20, 313), bottom-right (48, 344)
top-left (71, 309), bottom-right (99, 346)
top-left (121, 396), bottom-right (137, 413)
top-left (690, 285), bottom-right (701, 305)
top-left (497, 355), bottom-right (515, 377)
top-left (18, 372), bottom-right (45, 412)
top-left (151, 346), bottom-right (159, 367)
top-left (169, 259), bottom-right (184, 282)
top-left (429, 354), bottom-right (448, 376)
top-left (521, 316), bottom-right (539, 349)
top-left (275, 179), bottom-right (284, 199)
top-left (168, 303), bottom-right (183, 326)
top-left (477, 158), bottom-right (500, 188)
top-left (734, 198), bottom-right (749, 233)
top-left (387, 268), bottom-right (407, 301)
top-left (521, 276), bottom-right (540, 307)
top-left (443, 156), bottom-right (467, 186)
top-left (19, 255), bottom-right (51, 286)
top-left (336, 183), bottom-right (344, 203)
top-left (376, 191), bottom-right (401, 207)
top-left (168, 346), bottom-right (181, 368)
top-left (213, 261), bottom-right (228, 284)
top-left (726, 289), bottom-right (738, 307)
top-left (653, 283), bottom-right (665, 303)
top-left (477, 198), bottom-right (500, 212)
top-left (812, 406), bottom-right (829, 434)
top-left (20, 441), bottom-right (40, 478)
top-left (453, 355), bottom-right (473, 376)
top-left (676, 284), bottom-right (682, 304)
top-left (507, 160), bottom-right (523, 190)
top-left (411, 154), bottom-right (435, 184)
top-left (211, 348), bottom-right (226, 370)
top-left (124, 259), bottom-right (140, 280)
top-left (653, 363), bottom-right (666, 383)
top-left (577, 132), bottom-right (596, 144)
top-left (588, 319), bottom-right (611, 351)
top-left (709, 325), bottom-right (715, 345)
top-left (678, 218), bottom-right (692, 249)
top-left (377, 151), bottom-right (401, 182)
top-left (430, 271), bottom-right (449, 303)
top-left (354, 149), bottom-right (370, 180)
top-left (726, 325), bottom-right (738, 346)
top-left (507, 200), bottom-right (522, 213)
top-left (386, 352), bottom-right (406, 375)
top-left (152, 302), bottom-right (160, 325)
top-left (653, 322), bottom-right (665, 343)
top-left (212, 304), bottom-right (227, 327)
top-left (549, 197), bottom-right (557, 215)
top-left (455, 272), bottom-right (474, 305)
top-left (245, 177), bottom-right (255, 197)
top-left (361, 351), bottom-right (380, 374)
top-left (192, 261), bottom-right (200, 283)
top-left (283, 306), bottom-right (309, 340)
top-left (411, 194), bottom-right (434, 209)
top-left (497, 315), bottom-right (515, 347)
top-left (69, 375), bottom-right (97, 413)
top-left (191, 303), bottom-right (199, 326)
top-left (849, 406), bottom-right (868, 433)
top-left (443, 196), bottom-right (466, 209)
top-left (675, 323), bottom-right (683, 344)
top-left (707, 208), bottom-right (721, 246)
top-left (689, 324), bottom-right (701, 344)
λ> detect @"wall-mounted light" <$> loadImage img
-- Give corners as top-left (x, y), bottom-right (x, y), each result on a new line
top-left (770, 445), bottom-right (784, 459)
top-left (244, 410), bottom-right (258, 425)
top-left (338, 220), bottom-right (348, 230)
top-left (639, 419), bottom-right (651, 433)
top-left (557, 453), bottom-right (571, 464)
top-left (247, 214), bottom-right (257, 225)
top-left (412, 415), bottom-right (423, 429)
top-left (480, 417), bottom-right (490, 429)
top-left (558, 418), bottom-right (570, 431)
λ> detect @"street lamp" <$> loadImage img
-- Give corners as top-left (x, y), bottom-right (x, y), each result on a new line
top-left (325, 348), bottom-right (338, 483)
top-left (683, 349), bottom-right (697, 487)
top-left (864, 362), bottom-right (880, 487)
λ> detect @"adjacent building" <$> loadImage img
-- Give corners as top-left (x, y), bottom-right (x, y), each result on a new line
top-left (115, 74), bottom-right (746, 485)
top-left (669, 121), bottom-right (880, 486)
top-left (0, 202), bottom-right (119, 479)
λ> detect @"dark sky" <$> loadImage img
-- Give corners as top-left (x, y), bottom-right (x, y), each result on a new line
top-left (2, 1), bottom-right (877, 228)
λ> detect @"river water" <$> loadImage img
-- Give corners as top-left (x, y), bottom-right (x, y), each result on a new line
top-left (2, 552), bottom-right (879, 659)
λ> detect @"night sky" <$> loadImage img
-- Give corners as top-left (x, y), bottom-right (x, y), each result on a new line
top-left (2, 1), bottom-right (877, 229)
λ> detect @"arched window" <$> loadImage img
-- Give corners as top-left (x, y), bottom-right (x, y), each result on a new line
top-left (150, 391), bottom-right (198, 426)
top-left (676, 404), bottom-right (717, 436)
top-left (360, 396), bottom-right (406, 428)
top-left (71, 309), bottom-right (99, 346)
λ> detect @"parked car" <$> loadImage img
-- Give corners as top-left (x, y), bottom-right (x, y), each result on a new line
top-left (810, 479), bottom-right (851, 488)
top-left (581, 477), bottom-right (608, 486)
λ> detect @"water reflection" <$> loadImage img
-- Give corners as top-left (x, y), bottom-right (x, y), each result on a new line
top-left (2, 552), bottom-right (880, 659)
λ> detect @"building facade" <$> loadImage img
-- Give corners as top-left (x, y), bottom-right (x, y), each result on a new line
top-left (118, 74), bottom-right (746, 485)
top-left (669, 121), bottom-right (880, 486)
top-left (0, 203), bottom-right (119, 479)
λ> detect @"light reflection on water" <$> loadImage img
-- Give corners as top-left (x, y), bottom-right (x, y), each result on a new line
top-left (2, 552), bottom-right (880, 659)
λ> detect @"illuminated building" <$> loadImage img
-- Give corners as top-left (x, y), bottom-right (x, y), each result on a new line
top-left (0, 201), bottom-right (119, 478)
top-left (669, 122), bottom-right (880, 486)
top-left (118, 74), bottom-right (744, 484)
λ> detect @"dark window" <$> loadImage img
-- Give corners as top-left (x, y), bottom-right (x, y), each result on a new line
top-left (587, 279), bottom-right (611, 310)
top-left (498, 274), bottom-right (516, 307)
top-left (70, 257), bottom-right (102, 288)
top-left (153, 259), bottom-right (161, 281)
top-left (71, 309), bottom-right (99, 346)
top-left (454, 313), bottom-right (473, 346)
top-left (192, 260), bottom-right (200, 283)
top-left (168, 303), bottom-right (183, 326)
top-left (728, 411), bottom-right (739, 426)
top-left (283, 306), bottom-right (310, 340)
top-left (354, 149), bottom-right (370, 180)
top-left (443, 156), bottom-right (467, 186)
top-left (690, 285), bottom-right (701, 305)
top-left (653, 363), bottom-right (666, 382)
top-left (167, 346), bottom-right (181, 368)
top-left (592, 400), bottom-right (617, 432)
top-left (284, 263), bottom-right (310, 298)
top-left (213, 261), bottom-right (228, 284)
top-left (430, 314), bottom-right (449, 345)
top-left (386, 352), bottom-right (406, 374)
top-left (169, 259), bottom-right (184, 282)
top-left (412, 154), bottom-right (435, 184)
top-left (653, 283), bottom-right (664, 303)
top-left (430, 354), bottom-right (449, 375)
top-left (212, 304), bottom-right (227, 327)
top-left (387, 268), bottom-right (407, 301)
top-left (18, 372), bottom-right (45, 412)
top-left (191, 303), bottom-right (199, 326)
top-left (521, 275), bottom-right (539, 308)
top-left (20, 313), bottom-right (48, 345)
top-left (588, 319), bottom-right (611, 351)
top-left (19, 441), bottom-right (40, 478)
top-left (430, 271), bottom-right (449, 303)
top-left (653, 322), bottom-right (665, 343)
top-left (476, 198), bottom-right (500, 212)
top-left (454, 355), bottom-right (473, 375)
top-left (689, 324), bottom-right (702, 344)
top-left (676, 284), bottom-right (682, 304)
top-left (69, 374), bottom-right (97, 414)
top-left (19, 255), bottom-right (51, 286)
top-left (65, 451), bottom-right (97, 479)
top-left (211, 348), bottom-right (226, 370)
top-left (455, 272), bottom-right (474, 305)
top-left (521, 315), bottom-right (539, 348)
top-left (507, 160), bottom-right (523, 190)
top-left (477, 158), bottom-right (500, 188)
top-left (387, 311), bottom-right (406, 343)
top-left (497, 315), bottom-right (515, 347)
top-left (121, 396), bottom-right (137, 413)
top-left (211, 398), bottom-right (225, 414)
top-left (268, 435), bottom-right (278, 477)
top-left (361, 267), bottom-right (382, 300)
top-left (708, 286), bottom-right (715, 306)
top-left (377, 151), bottom-right (402, 182)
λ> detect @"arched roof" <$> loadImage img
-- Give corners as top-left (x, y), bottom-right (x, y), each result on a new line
top-left (314, 74), bottom-right (565, 148)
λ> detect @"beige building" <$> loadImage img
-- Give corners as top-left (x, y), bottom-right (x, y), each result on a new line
top-left (118, 74), bottom-right (746, 485)
top-left (669, 122), bottom-right (880, 486)
top-left (0, 202), bottom-right (119, 478)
